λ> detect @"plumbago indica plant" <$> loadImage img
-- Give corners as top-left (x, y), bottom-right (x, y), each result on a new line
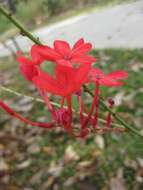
top-left (0, 39), bottom-right (128, 137)
top-left (0, 4), bottom-right (142, 138)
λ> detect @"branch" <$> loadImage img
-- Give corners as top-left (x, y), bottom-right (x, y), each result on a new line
top-left (83, 85), bottom-right (142, 137)
top-left (0, 5), bottom-right (41, 45)
top-left (0, 5), bottom-right (142, 137)
top-left (0, 86), bottom-right (122, 128)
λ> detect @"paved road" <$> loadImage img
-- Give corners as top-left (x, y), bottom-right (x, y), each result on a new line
top-left (0, 0), bottom-right (143, 57)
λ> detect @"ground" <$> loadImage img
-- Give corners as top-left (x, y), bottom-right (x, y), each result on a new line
top-left (0, 49), bottom-right (143, 190)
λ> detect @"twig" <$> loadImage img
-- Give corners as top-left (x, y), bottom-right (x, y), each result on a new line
top-left (0, 86), bottom-right (121, 128)
top-left (83, 85), bottom-right (142, 137)
top-left (0, 5), bottom-right (142, 136)
top-left (0, 5), bottom-right (41, 45)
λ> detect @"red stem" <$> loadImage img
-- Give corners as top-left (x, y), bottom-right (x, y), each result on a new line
top-left (67, 96), bottom-right (72, 122)
top-left (40, 90), bottom-right (56, 118)
top-left (77, 95), bottom-right (84, 124)
top-left (64, 95), bottom-right (73, 134)
top-left (81, 81), bottom-right (100, 130)
top-left (61, 97), bottom-right (65, 108)
top-left (0, 100), bottom-right (54, 128)
top-left (106, 113), bottom-right (111, 128)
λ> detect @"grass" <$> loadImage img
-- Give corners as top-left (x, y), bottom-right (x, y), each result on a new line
top-left (0, 48), bottom-right (143, 189)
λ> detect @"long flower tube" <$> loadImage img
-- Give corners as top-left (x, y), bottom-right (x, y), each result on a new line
top-left (0, 100), bottom-right (55, 128)
top-left (61, 97), bottom-right (65, 108)
top-left (39, 90), bottom-right (56, 118)
top-left (65, 95), bottom-right (73, 134)
top-left (81, 84), bottom-right (99, 132)
top-left (77, 95), bottom-right (84, 124)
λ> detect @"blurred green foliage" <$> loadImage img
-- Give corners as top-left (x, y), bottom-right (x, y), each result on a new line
top-left (44, 0), bottom-right (95, 15)
top-left (0, 0), bottom-right (131, 34)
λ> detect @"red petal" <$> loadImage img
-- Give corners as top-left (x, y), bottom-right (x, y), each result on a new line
top-left (73, 38), bottom-right (84, 49)
top-left (34, 63), bottom-right (90, 97)
top-left (33, 71), bottom-right (62, 95)
top-left (17, 56), bottom-right (32, 65)
top-left (54, 40), bottom-right (71, 56)
top-left (17, 55), bottom-right (39, 81)
top-left (56, 59), bottom-right (72, 67)
top-left (100, 77), bottom-right (124, 87)
top-left (89, 68), bottom-right (104, 81)
top-left (71, 55), bottom-right (96, 64)
top-left (31, 45), bottom-right (44, 65)
top-left (107, 71), bottom-right (128, 80)
top-left (87, 68), bottom-right (106, 84)
top-left (34, 45), bottom-right (61, 61)
top-left (55, 65), bottom-right (75, 86)
top-left (70, 43), bottom-right (92, 57)
top-left (75, 63), bottom-right (91, 85)
top-left (20, 63), bottom-right (39, 81)
top-left (55, 65), bottom-right (88, 96)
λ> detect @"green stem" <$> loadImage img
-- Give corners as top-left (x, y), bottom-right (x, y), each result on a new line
top-left (83, 85), bottom-right (142, 137)
top-left (0, 5), bottom-right (41, 45)
top-left (0, 5), bottom-right (142, 137)
top-left (0, 85), bottom-right (122, 128)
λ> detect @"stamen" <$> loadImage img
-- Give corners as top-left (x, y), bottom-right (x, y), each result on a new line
top-left (75, 90), bottom-right (82, 96)
top-left (40, 90), bottom-right (56, 118)
top-left (55, 107), bottom-right (73, 134)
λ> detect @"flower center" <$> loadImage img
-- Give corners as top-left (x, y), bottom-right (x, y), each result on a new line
top-left (96, 74), bottom-right (101, 79)
top-left (55, 108), bottom-right (70, 125)
top-left (63, 54), bottom-right (71, 60)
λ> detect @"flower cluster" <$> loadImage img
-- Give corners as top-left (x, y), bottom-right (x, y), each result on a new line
top-left (0, 39), bottom-right (128, 137)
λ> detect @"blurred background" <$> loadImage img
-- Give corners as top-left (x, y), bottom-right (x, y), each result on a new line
top-left (0, 0), bottom-right (143, 190)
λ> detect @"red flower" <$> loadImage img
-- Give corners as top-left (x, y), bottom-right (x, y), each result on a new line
top-left (88, 68), bottom-right (128, 86)
top-left (1, 38), bottom-right (129, 138)
top-left (18, 58), bottom-right (39, 81)
top-left (33, 63), bottom-right (91, 97)
top-left (32, 38), bottom-right (96, 66)
top-left (17, 45), bottom-right (44, 65)
top-left (84, 68), bottom-right (128, 130)
top-left (17, 47), bottom-right (44, 81)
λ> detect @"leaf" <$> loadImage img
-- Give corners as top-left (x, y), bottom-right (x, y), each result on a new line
top-left (15, 97), bottom-right (33, 112)
top-left (114, 92), bottom-right (125, 106)
top-left (94, 135), bottom-right (105, 149)
top-left (64, 145), bottom-right (79, 163)
top-left (30, 168), bottom-right (48, 184)
top-left (109, 168), bottom-right (126, 190)
top-left (0, 159), bottom-right (9, 171)
top-left (49, 161), bottom-right (63, 177)
top-left (42, 176), bottom-right (55, 190)
top-left (16, 159), bottom-right (31, 170)
top-left (27, 143), bottom-right (40, 154)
